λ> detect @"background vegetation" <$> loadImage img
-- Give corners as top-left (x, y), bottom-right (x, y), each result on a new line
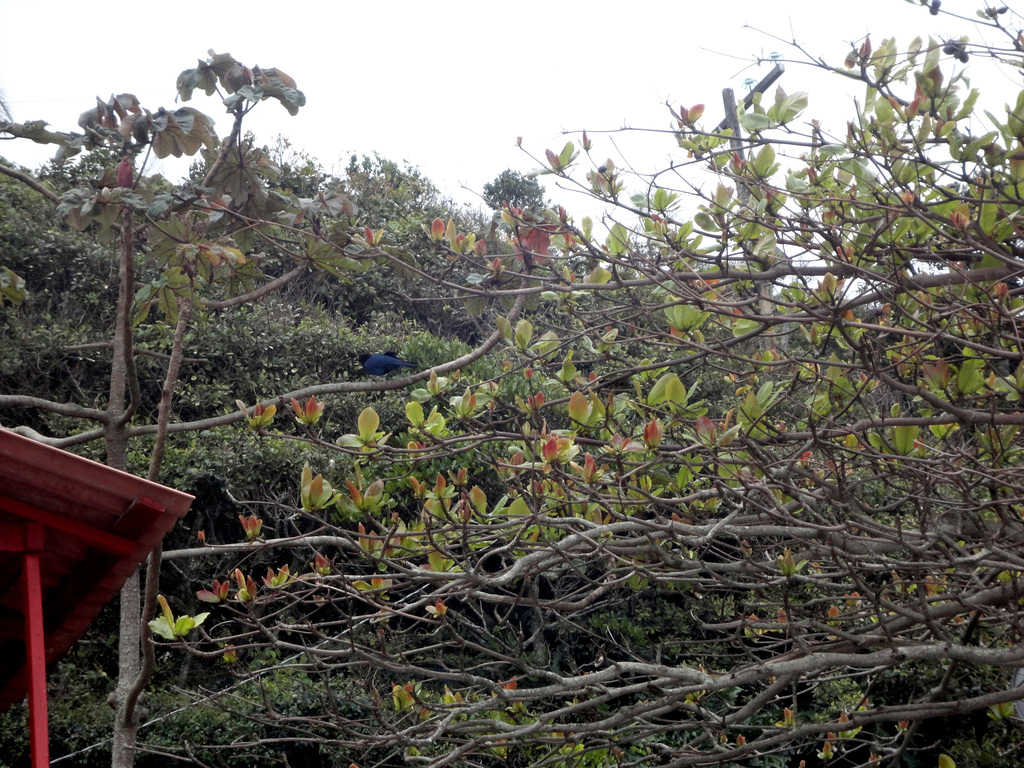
top-left (4, 5), bottom-right (1024, 767)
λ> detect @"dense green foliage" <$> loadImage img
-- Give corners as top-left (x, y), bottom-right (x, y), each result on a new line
top-left (483, 169), bottom-right (549, 212)
top-left (5, 5), bottom-right (1024, 768)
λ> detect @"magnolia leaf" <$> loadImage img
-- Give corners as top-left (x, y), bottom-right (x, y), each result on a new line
top-left (358, 407), bottom-right (380, 439)
top-left (514, 319), bottom-right (533, 350)
top-left (567, 391), bottom-right (591, 423)
top-left (148, 616), bottom-right (177, 641)
top-left (406, 401), bottom-right (425, 428)
top-left (606, 224), bottom-right (630, 256)
top-left (649, 373), bottom-right (687, 407)
top-left (738, 111), bottom-right (772, 132)
top-left (893, 424), bottom-right (920, 455)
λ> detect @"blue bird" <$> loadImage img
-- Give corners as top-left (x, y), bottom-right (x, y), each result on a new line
top-left (359, 351), bottom-right (417, 376)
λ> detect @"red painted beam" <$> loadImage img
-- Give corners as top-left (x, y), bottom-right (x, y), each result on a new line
top-left (22, 522), bottom-right (49, 768)
top-left (0, 494), bottom-right (137, 555)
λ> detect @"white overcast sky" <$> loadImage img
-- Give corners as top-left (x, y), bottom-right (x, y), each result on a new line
top-left (0, 0), bottom-right (1016, 211)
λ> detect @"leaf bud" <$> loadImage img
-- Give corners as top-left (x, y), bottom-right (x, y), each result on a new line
top-left (131, 114), bottom-right (149, 145)
top-left (116, 159), bottom-right (133, 188)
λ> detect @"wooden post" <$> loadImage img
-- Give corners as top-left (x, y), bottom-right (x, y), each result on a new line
top-left (721, 87), bottom-right (750, 204)
top-left (716, 63), bottom-right (785, 202)
top-left (714, 63), bottom-right (786, 135)
top-left (22, 522), bottom-right (49, 768)
top-left (718, 64), bottom-right (787, 352)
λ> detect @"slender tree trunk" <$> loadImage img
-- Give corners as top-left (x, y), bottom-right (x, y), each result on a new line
top-left (110, 571), bottom-right (141, 768)
top-left (108, 279), bottom-right (194, 768)
top-left (107, 215), bottom-right (140, 768)
top-left (105, 215), bottom-right (134, 471)
top-left (103, 119), bottom-right (233, 766)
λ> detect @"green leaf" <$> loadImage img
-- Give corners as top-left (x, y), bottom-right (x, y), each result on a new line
top-left (148, 616), bottom-right (177, 641)
top-left (507, 497), bottom-right (530, 516)
top-left (665, 304), bottom-right (708, 333)
top-left (718, 424), bottom-right (741, 447)
top-left (558, 141), bottom-right (576, 167)
top-left (606, 224), bottom-right (630, 256)
top-left (649, 373), bottom-right (687, 407)
top-left (751, 143), bottom-right (777, 177)
top-left (955, 88), bottom-right (980, 121)
top-left (358, 407), bottom-right (380, 440)
top-left (754, 232), bottom-right (777, 258)
top-left (176, 64), bottom-right (218, 101)
top-left (740, 390), bottom-right (763, 426)
top-left (732, 318), bottom-right (761, 337)
top-left (557, 353), bottom-right (578, 383)
top-left (651, 187), bottom-right (679, 212)
top-left (532, 330), bottom-right (559, 357)
top-left (778, 91), bottom-right (809, 123)
top-left (0, 267), bottom-right (27, 306)
top-left (392, 684), bottom-right (416, 712)
top-left (956, 359), bottom-right (985, 395)
top-left (738, 112), bottom-right (772, 132)
top-left (514, 319), bottom-right (533, 350)
top-left (875, 95), bottom-right (895, 123)
top-left (567, 391), bottom-right (592, 423)
top-left (406, 401), bottom-right (424, 428)
top-left (979, 197), bottom-right (998, 237)
top-left (923, 37), bottom-right (941, 83)
top-left (893, 424), bottom-right (920, 455)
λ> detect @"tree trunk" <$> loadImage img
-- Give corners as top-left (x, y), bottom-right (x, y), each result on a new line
top-left (107, 215), bottom-right (141, 768)
top-left (109, 571), bottom-right (141, 768)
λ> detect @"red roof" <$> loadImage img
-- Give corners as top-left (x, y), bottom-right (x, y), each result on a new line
top-left (0, 428), bottom-right (193, 712)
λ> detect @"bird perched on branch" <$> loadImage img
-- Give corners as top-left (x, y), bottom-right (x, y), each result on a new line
top-left (359, 352), bottom-right (417, 376)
